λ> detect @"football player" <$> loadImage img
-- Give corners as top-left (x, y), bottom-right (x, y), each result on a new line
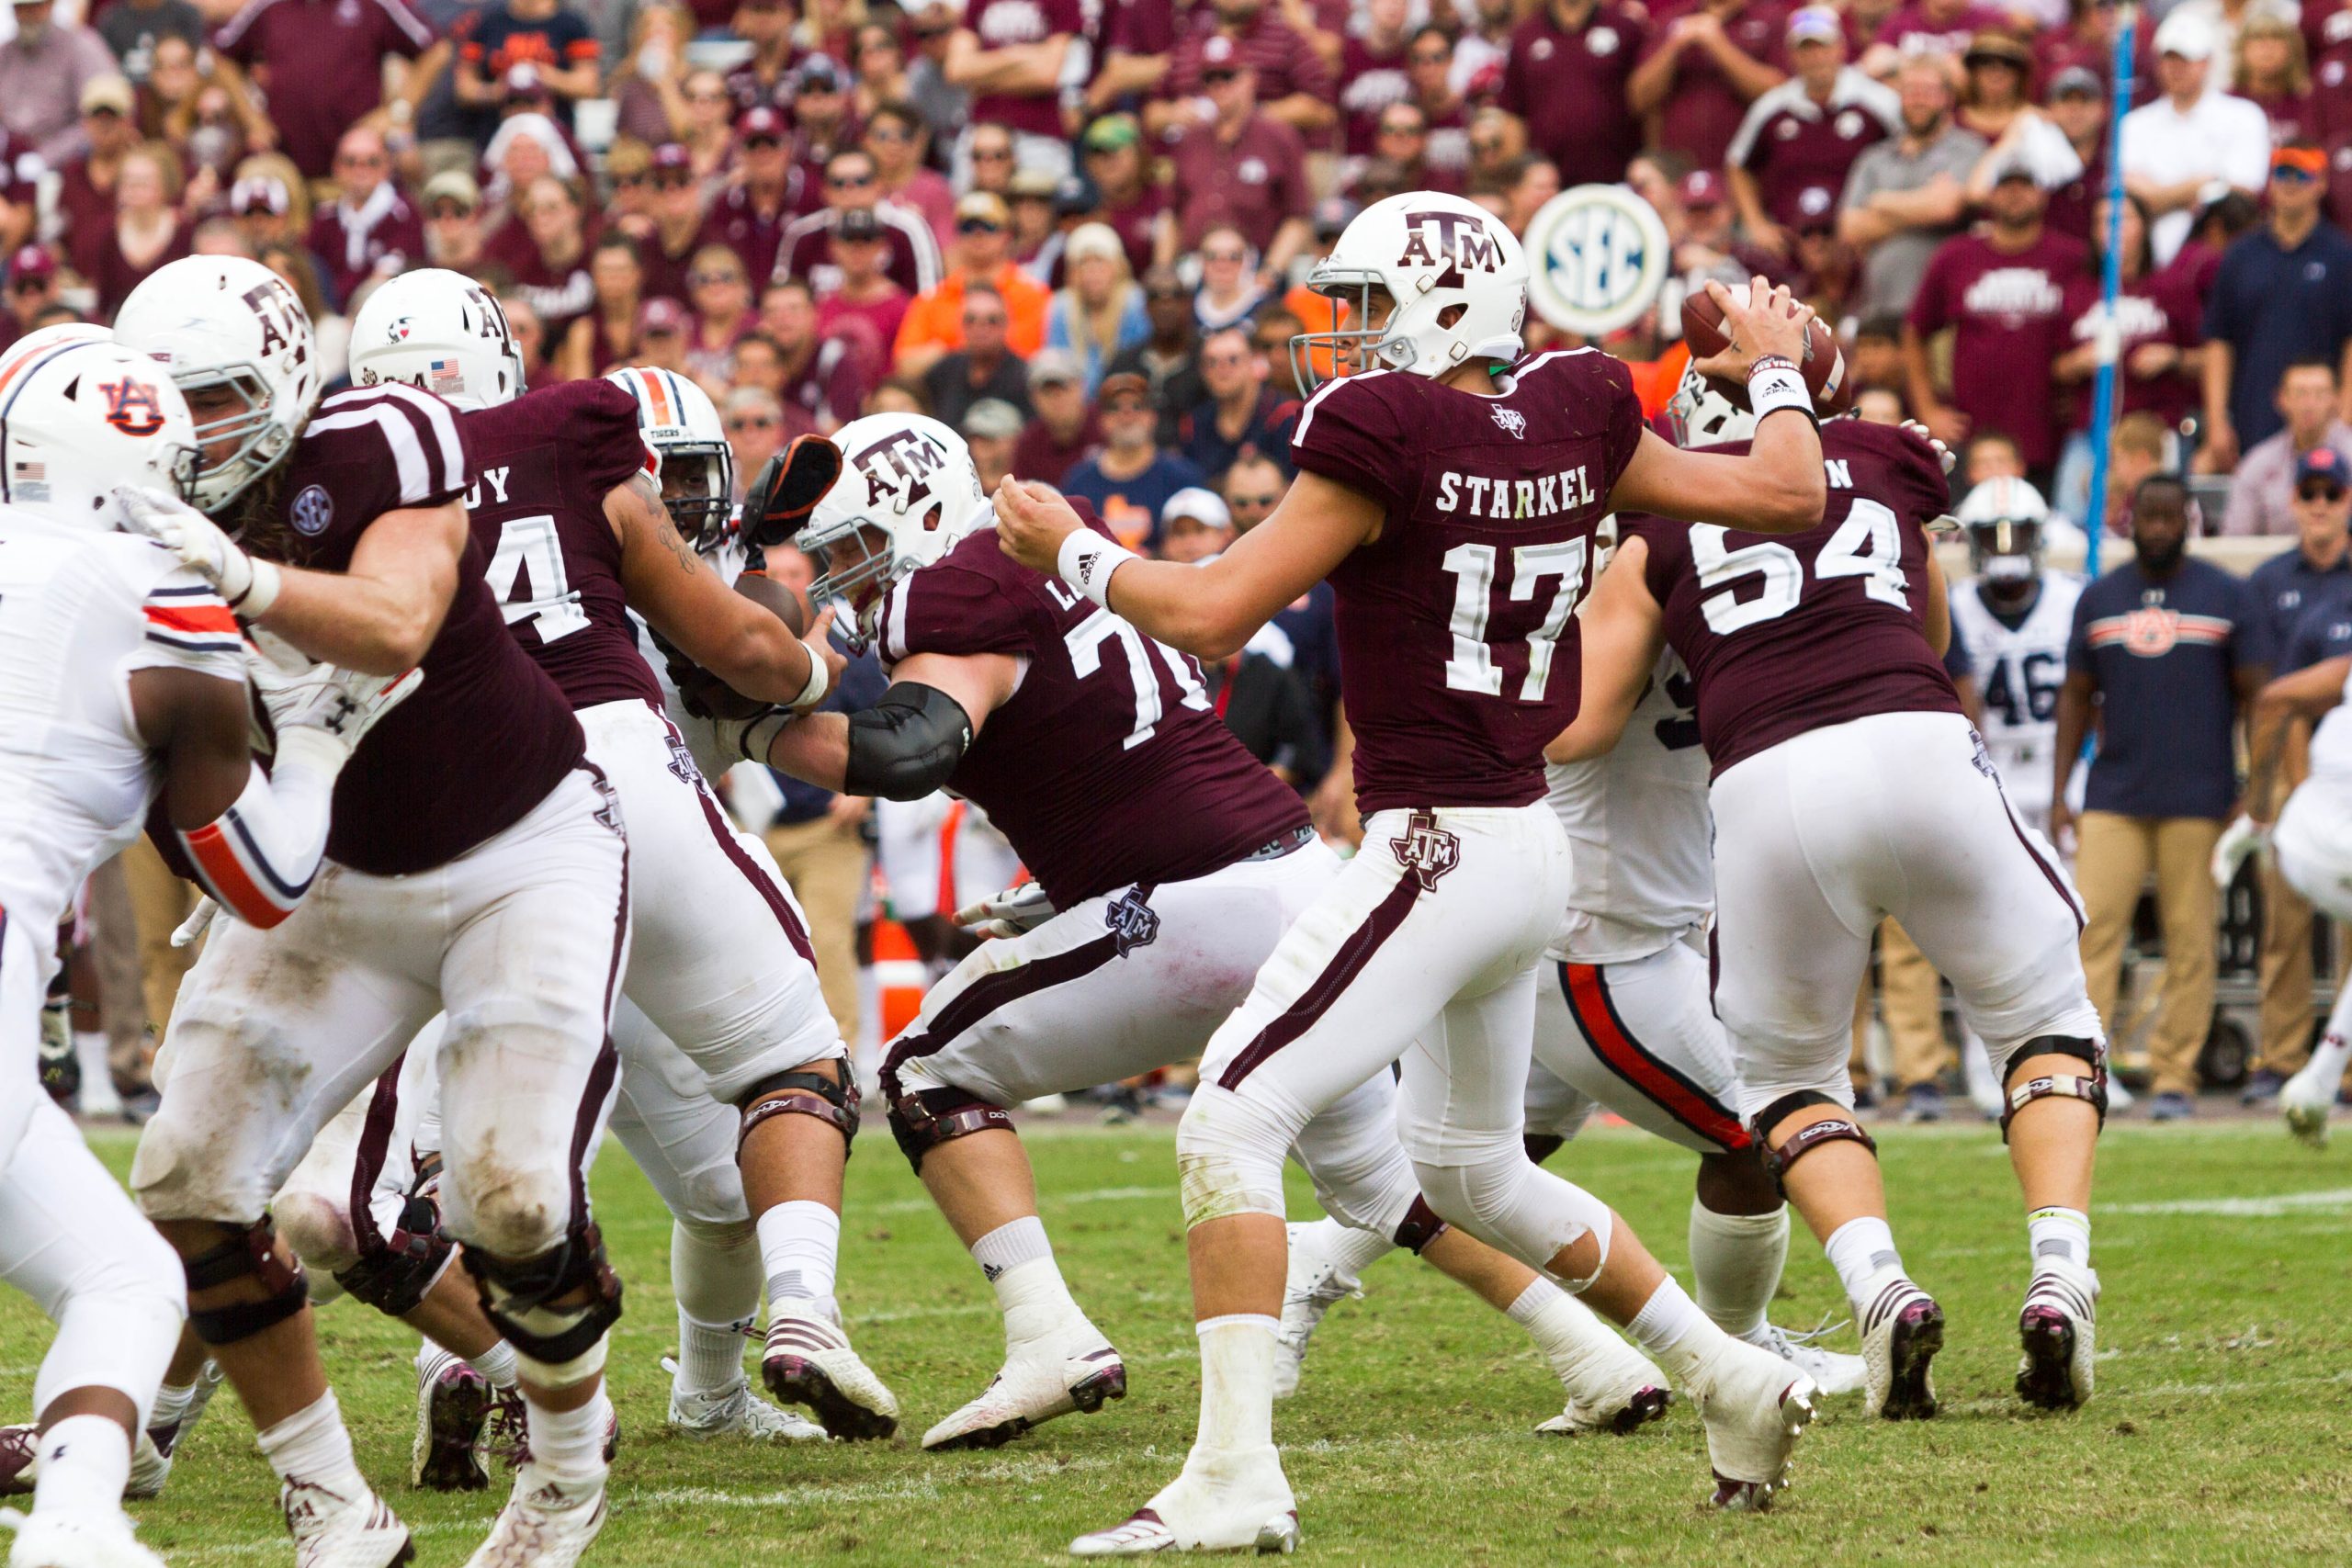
top-left (707, 412), bottom-right (1673, 1453)
top-left (113, 256), bottom-right (632, 1568)
top-left (1553, 373), bottom-right (2108, 1425)
top-left (995, 193), bottom-right (1839, 1551)
top-left (0, 333), bottom-right (409, 1568)
top-left (1950, 479), bottom-right (2085, 840)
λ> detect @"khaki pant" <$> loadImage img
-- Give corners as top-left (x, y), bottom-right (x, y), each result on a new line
top-left (1879, 919), bottom-right (1951, 1090)
top-left (2256, 749), bottom-right (2321, 1076)
top-left (763, 815), bottom-right (870, 1049)
top-left (83, 858), bottom-right (149, 1091)
top-left (2077, 811), bottom-right (2224, 1097)
top-left (121, 838), bottom-right (201, 1038)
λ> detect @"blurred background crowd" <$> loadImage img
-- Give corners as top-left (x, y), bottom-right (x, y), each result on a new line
top-left (11, 0), bottom-right (2352, 1124)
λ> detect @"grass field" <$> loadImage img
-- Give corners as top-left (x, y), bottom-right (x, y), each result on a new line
top-left (7, 1118), bottom-right (2348, 1567)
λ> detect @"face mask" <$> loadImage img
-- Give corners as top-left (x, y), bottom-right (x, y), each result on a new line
top-left (1984, 552), bottom-right (2034, 582)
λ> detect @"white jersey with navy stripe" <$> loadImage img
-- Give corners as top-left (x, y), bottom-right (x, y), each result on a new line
top-left (1543, 648), bottom-right (1714, 964)
top-left (0, 509), bottom-right (244, 940)
top-left (1949, 572), bottom-right (2084, 824)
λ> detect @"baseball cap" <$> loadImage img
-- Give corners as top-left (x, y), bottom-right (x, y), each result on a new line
top-left (1054, 172), bottom-right (1099, 217)
top-left (639, 297), bottom-right (690, 334)
top-left (2297, 446), bottom-right (2347, 491)
top-left (503, 61), bottom-right (549, 96)
top-left (1201, 34), bottom-right (1240, 70)
top-left (2050, 65), bottom-right (2102, 98)
top-left (1027, 347), bottom-right (1083, 389)
top-left (1962, 30), bottom-right (2030, 71)
top-left (833, 206), bottom-right (884, 243)
top-left (1097, 370), bottom-right (1149, 403)
top-left (652, 142), bottom-right (694, 174)
top-left (956, 190), bottom-right (1011, 229)
top-left (1679, 169), bottom-right (1725, 209)
top-left (421, 169), bottom-right (481, 212)
top-left (1008, 166), bottom-right (1057, 200)
top-left (962, 398), bottom-right (1024, 441)
top-left (1990, 156), bottom-right (2038, 186)
top-left (795, 53), bottom-right (846, 92)
top-left (1786, 6), bottom-right (1841, 44)
top-left (1161, 486), bottom-right (1231, 531)
top-left (231, 175), bottom-right (292, 215)
top-left (1082, 114), bottom-right (1141, 153)
top-left (738, 104), bottom-right (786, 141)
top-left (1313, 196), bottom-right (1358, 239)
top-left (2154, 9), bottom-right (2216, 61)
top-left (79, 75), bottom-right (133, 116)
top-left (8, 245), bottom-right (55, 284)
top-left (1064, 221), bottom-right (1123, 266)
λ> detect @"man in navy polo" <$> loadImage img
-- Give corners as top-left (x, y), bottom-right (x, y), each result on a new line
top-left (2200, 142), bottom-right (2352, 468)
top-left (2054, 474), bottom-right (2271, 1120)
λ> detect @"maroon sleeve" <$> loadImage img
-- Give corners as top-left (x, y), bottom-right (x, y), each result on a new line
top-left (1885, 423), bottom-right (1955, 527)
top-left (287, 387), bottom-right (475, 565)
top-left (1290, 371), bottom-right (1411, 512)
top-left (568, 378), bottom-right (658, 498)
top-left (1625, 515), bottom-right (1690, 604)
top-left (883, 556), bottom-right (1036, 662)
top-left (1284, 24), bottom-right (1336, 98)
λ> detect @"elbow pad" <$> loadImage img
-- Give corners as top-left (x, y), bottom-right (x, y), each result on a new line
top-left (842, 682), bottom-right (974, 800)
top-left (176, 745), bottom-right (338, 930)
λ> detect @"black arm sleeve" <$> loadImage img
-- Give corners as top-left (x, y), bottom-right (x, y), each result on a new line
top-left (842, 681), bottom-right (976, 800)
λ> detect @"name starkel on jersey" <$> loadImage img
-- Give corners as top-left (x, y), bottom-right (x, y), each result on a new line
top-left (1432, 463), bottom-right (1600, 520)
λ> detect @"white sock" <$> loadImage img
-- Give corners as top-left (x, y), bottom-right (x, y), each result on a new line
top-left (525, 1388), bottom-right (612, 1483)
top-left (675, 1309), bottom-right (749, 1398)
top-left (2026, 1206), bottom-right (2091, 1272)
top-left (148, 1382), bottom-right (196, 1435)
top-left (969, 1215), bottom-right (1054, 1280)
top-left (255, 1391), bottom-right (366, 1496)
top-left (1193, 1314), bottom-right (1278, 1457)
top-left (1507, 1278), bottom-right (1644, 1385)
top-left (30, 1415), bottom-right (129, 1517)
top-left (2308, 1029), bottom-right (2352, 1087)
top-left (758, 1200), bottom-right (841, 1307)
top-left (471, 1339), bottom-right (520, 1392)
top-left (72, 1032), bottom-right (119, 1113)
top-left (1304, 1216), bottom-right (1396, 1279)
top-left (1623, 1276), bottom-right (1720, 1386)
top-left (1823, 1216), bottom-right (1905, 1306)
top-left (1689, 1202), bottom-right (1789, 1338)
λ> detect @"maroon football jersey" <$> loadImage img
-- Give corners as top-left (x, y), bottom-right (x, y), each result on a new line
top-left (271, 386), bottom-right (585, 874)
top-left (873, 504), bottom-right (1306, 906)
top-left (1291, 348), bottom-right (1646, 816)
top-left (1628, 418), bottom-right (1962, 779)
top-left (461, 379), bottom-right (664, 713)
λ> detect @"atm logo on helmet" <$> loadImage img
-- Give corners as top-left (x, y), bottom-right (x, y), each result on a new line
top-left (1397, 209), bottom-right (1504, 278)
top-left (855, 429), bottom-right (947, 523)
top-left (98, 378), bottom-right (168, 436)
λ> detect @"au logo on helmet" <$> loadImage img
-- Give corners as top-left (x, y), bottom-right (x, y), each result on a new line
top-left (98, 378), bottom-right (168, 436)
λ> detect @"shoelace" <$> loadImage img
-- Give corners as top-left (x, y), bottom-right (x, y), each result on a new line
top-left (1765, 1311), bottom-right (1852, 1350)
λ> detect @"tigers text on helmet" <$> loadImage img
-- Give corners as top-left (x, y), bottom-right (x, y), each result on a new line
top-left (607, 365), bottom-right (734, 550)
top-left (1957, 475), bottom-right (2050, 583)
top-left (798, 412), bottom-right (986, 648)
top-left (1291, 191), bottom-right (1528, 395)
top-left (350, 269), bottom-right (526, 412)
top-left (0, 337), bottom-right (200, 530)
top-left (113, 254), bottom-right (322, 514)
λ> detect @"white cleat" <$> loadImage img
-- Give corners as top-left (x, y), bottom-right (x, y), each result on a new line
top-left (1532, 1322), bottom-right (1672, 1437)
top-left (922, 1327), bottom-right (1128, 1450)
top-left (2016, 1260), bottom-right (2099, 1411)
top-left (1069, 1450), bottom-right (1298, 1557)
top-left (1743, 1321), bottom-right (1868, 1398)
top-left (461, 1465), bottom-right (605, 1568)
top-left (1271, 1222), bottom-right (1363, 1399)
top-left (762, 1303), bottom-right (900, 1440)
top-left (413, 1348), bottom-right (495, 1492)
top-left (279, 1476), bottom-right (414, 1568)
top-left (2281, 1057), bottom-right (2339, 1148)
top-left (1, 1507), bottom-right (165, 1568)
top-left (661, 1359), bottom-right (828, 1442)
top-left (1858, 1276), bottom-right (1944, 1421)
top-left (128, 1359), bottom-right (221, 1501)
top-left (1686, 1339), bottom-right (1816, 1511)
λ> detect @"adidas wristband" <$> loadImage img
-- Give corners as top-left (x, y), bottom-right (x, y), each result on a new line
top-left (1057, 529), bottom-right (1139, 610)
top-left (1746, 355), bottom-right (1815, 425)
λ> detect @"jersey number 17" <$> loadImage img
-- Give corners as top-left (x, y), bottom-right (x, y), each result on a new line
top-left (1440, 538), bottom-right (1590, 701)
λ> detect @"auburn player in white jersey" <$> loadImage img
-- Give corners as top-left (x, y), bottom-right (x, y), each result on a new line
top-left (0, 334), bottom-right (412, 1568)
top-left (998, 192), bottom-right (1839, 1551)
top-left (1948, 479), bottom-right (2085, 837)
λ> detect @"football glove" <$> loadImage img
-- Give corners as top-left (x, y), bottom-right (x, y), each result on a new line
top-left (1900, 420), bottom-right (1958, 477)
top-left (953, 882), bottom-right (1057, 941)
top-left (248, 656), bottom-right (425, 768)
top-left (171, 897), bottom-right (219, 950)
top-left (2211, 813), bottom-right (2267, 888)
top-left (116, 486), bottom-right (282, 615)
top-left (740, 434), bottom-right (843, 549)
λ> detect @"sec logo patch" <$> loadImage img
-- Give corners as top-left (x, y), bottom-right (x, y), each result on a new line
top-left (290, 483), bottom-right (334, 536)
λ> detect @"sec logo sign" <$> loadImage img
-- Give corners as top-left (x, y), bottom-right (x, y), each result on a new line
top-left (1521, 185), bottom-right (1670, 337)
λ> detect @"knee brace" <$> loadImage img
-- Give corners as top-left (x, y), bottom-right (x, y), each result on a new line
top-left (332, 1203), bottom-right (455, 1318)
top-left (1392, 1195), bottom-right (1447, 1255)
top-left (886, 1087), bottom-right (1013, 1172)
top-left (738, 1059), bottom-right (861, 1156)
top-left (182, 1219), bottom-right (309, 1348)
top-left (469, 1222), bottom-right (623, 1371)
top-left (1754, 1090), bottom-right (1878, 1199)
top-left (1998, 1035), bottom-right (2108, 1144)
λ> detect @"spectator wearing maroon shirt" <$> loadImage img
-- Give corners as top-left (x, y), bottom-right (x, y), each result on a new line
top-left (724, 0), bottom-right (802, 112)
top-left (1630, 0), bottom-right (1790, 177)
top-left (811, 205), bottom-right (910, 370)
top-left (1078, 114), bottom-right (1165, 276)
top-left (1955, 29), bottom-right (2033, 145)
top-left (93, 141), bottom-right (190, 316)
top-left (865, 100), bottom-right (954, 249)
top-left (1, 243), bottom-right (59, 351)
top-left (0, 0), bottom-right (123, 166)
top-left (2308, 0), bottom-right (2352, 141)
top-left (553, 231), bottom-right (646, 380)
top-left (1498, 0), bottom-right (1649, 188)
top-left (1868, 0), bottom-right (2008, 63)
top-left (1905, 162), bottom-right (2091, 482)
top-left (1361, 102), bottom-right (1463, 198)
top-left (0, 127), bottom-right (34, 258)
top-left (637, 142), bottom-right (707, 305)
top-left (214, 0), bottom-right (436, 180)
top-left (1981, 65), bottom-right (2109, 246)
top-left (682, 243), bottom-right (755, 382)
top-left (1454, 0), bottom-right (1520, 97)
top-left (774, 145), bottom-right (942, 296)
top-left (786, 53), bottom-right (861, 201)
top-left (51, 76), bottom-right (141, 285)
top-left (307, 125), bottom-right (424, 307)
top-left (420, 168), bottom-right (486, 271)
top-left (701, 105), bottom-right (799, 288)
top-left (2051, 193), bottom-right (2206, 518)
top-left (945, 0), bottom-right (1085, 180)
top-left (1401, 27), bottom-right (1470, 165)
top-left (1012, 348), bottom-right (1100, 481)
top-left (1156, 0), bottom-right (1338, 140)
top-left (483, 172), bottom-right (596, 339)
top-left (1337, 0), bottom-right (1413, 159)
top-left (2236, 15), bottom-right (2313, 146)
top-left (1168, 48), bottom-right (1312, 283)
top-left (1727, 6), bottom-right (1898, 258)
top-left (753, 278), bottom-right (862, 431)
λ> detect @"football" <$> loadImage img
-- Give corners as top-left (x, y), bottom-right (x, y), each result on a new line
top-left (663, 571), bottom-right (814, 720)
top-left (1681, 287), bottom-right (1850, 414)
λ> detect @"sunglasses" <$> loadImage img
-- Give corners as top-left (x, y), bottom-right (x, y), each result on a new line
top-left (1201, 68), bottom-right (1240, 85)
top-left (653, 171), bottom-right (695, 190)
top-left (337, 152), bottom-right (387, 166)
top-left (2300, 483), bottom-right (2346, 502)
top-left (910, 22), bottom-right (953, 39)
top-left (957, 216), bottom-right (1004, 233)
top-left (971, 146), bottom-right (1013, 161)
top-left (2273, 164), bottom-right (2321, 183)
top-left (427, 200), bottom-right (473, 220)
top-left (729, 415), bottom-right (779, 430)
top-left (613, 170), bottom-right (649, 187)
top-left (743, 134), bottom-right (783, 150)
top-left (829, 170), bottom-right (875, 186)
top-left (1202, 248), bottom-right (1246, 264)
top-left (1471, 137), bottom-right (1504, 154)
top-left (691, 269), bottom-right (745, 287)
top-left (7, 276), bottom-right (48, 294)
top-left (1102, 395), bottom-right (1149, 412)
top-left (868, 125), bottom-right (913, 142)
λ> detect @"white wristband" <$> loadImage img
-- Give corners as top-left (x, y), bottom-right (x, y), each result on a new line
top-left (733, 709), bottom-right (793, 766)
top-left (1746, 356), bottom-right (1814, 425)
top-left (792, 636), bottom-right (831, 708)
top-left (236, 557), bottom-right (283, 618)
top-left (1057, 529), bottom-right (1138, 610)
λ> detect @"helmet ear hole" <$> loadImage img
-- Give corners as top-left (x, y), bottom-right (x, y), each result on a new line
top-left (1436, 304), bottom-right (1466, 330)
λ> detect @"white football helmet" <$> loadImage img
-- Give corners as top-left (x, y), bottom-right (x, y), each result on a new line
top-left (114, 254), bottom-right (322, 513)
top-left (1958, 476), bottom-right (2050, 583)
top-left (799, 412), bottom-right (986, 646)
top-left (1292, 191), bottom-right (1528, 392)
top-left (350, 268), bottom-right (526, 412)
top-left (1665, 362), bottom-right (1757, 449)
top-left (606, 364), bottom-right (733, 549)
top-left (0, 337), bottom-right (200, 530)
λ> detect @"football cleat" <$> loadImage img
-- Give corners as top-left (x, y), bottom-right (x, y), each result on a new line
top-left (130, 1359), bottom-right (222, 1500)
top-left (1069, 1449), bottom-right (1297, 1557)
top-left (0, 1429), bottom-right (33, 1499)
top-left (413, 1348), bottom-right (494, 1492)
top-left (762, 1304), bottom-right (899, 1440)
top-left (1534, 1383), bottom-right (1671, 1437)
top-left (661, 1358), bottom-right (827, 1442)
top-left (922, 1329), bottom-right (1126, 1450)
top-left (1743, 1320), bottom-right (1868, 1398)
top-left (460, 1466), bottom-right (605, 1568)
top-left (1271, 1221), bottom-right (1364, 1399)
top-left (2016, 1260), bottom-right (2099, 1411)
top-left (279, 1476), bottom-right (414, 1568)
top-left (0, 1506), bottom-right (166, 1568)
top-left (1859, 1277), bottom-right (1944, 1421)
top-left (2280, 1053), bottom-right (2343, 1148)
top-left (1686, 1339), bottom-right (1816, 1512)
